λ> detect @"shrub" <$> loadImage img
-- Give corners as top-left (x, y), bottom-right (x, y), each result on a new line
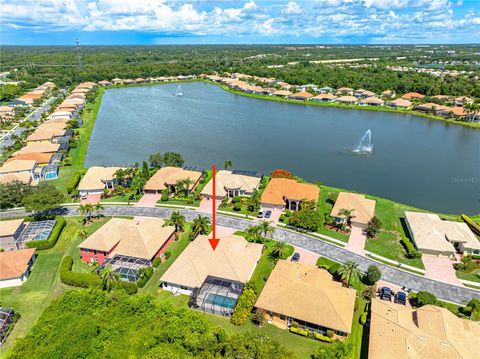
top-left (161, 190), bottom-right (169, 201)
top-left (26, 217), bottom-right (66, 250)
top-left (270, 169), bottom-right (295, 179)
top-left (233, 203), bottom-right (242, 211)
top-left (252, 309), bottom-right (265, 326)
top-left (164, 251), bottom-right (171, 260)
top-left (314, 333), bottom-right (333, 342)
top-left (231, 282), bottom-right (257, 326)
top-left (290, 326), bottom-right (309, 337)
top-left (232, 196), bottom-right (241, 204)
top-left (366, 216), bottom-right (382, 238)
top-left (284, 210), bottom-right (292, 217)
top-left (67, 172), bottom-right (81, 194)
top-left (326, 330), bottom-right (335, 338)
top-left (364, 265), bottom-right (382, 285)
top-left (401, 236), bottom-right (422, 258)
top-left (360, 312), bottom-right (367, 325)
top-left (136, 266), bottom-right (154, 288)
top-left (416, 291), bottom-right (437, 306)
top-left (152, 257), bottom-right (161, 267)
top-left (119, 281), bottom-right (138, 295)
top-left (288, 207), bottom-right (322, 231)
top-left (59, 256), bottom-right (101, 288)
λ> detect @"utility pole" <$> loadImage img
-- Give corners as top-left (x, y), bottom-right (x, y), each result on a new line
top-left (75, 38), bottom-right (83, 70)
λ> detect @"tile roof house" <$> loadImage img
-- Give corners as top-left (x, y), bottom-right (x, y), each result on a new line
top-left (311, 93), bottom-right (337, 102)
top-left (261, 178), bottom-right (320, 211)
top-left (144, 167), bottom-right (202, 194)
top-left (0, 219), bottom-right (26, 251)
top-left (330, 192), bottom-right (376, 228)
top-left (78, 218), bottom-right (175, 264)
top-left (288, 91), bottom-right (313, 100)
top-left (387, 98), bottom-right (413, 108)
top-left (359, 97), bottom-right (384, 106)
top-left (255, 260), bottom-right (356, 336)
top-left (201, 170), bottom-right (261, 199)
top-left (12, 143), bottom-right (61, 156)
top-left (401, 92), bottom-right (425, 100)
top-left (405, 211), bottom-right (480, 256)
top-left (0, 248), bottom-right (36, 288)
top-left (78, 166), bottom-right (124, 196)
top-left (161, 234), bottom-right (262, 296)
top-left (272, 90), bottom-right (293, 97)
top-left (368, 298), bottom-right (480, 359)
top-left (0, 172), bottom-right (33, 186)
top-left (336, 95), bottom-right (358, 104)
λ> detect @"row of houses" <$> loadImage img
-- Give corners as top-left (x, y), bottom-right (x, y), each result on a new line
top-left (0, 82), bottom-right (96, 186)
top-left (97, 75), bottom-right (196, 87)
top-left (204, 74), bottom-right (480, 122)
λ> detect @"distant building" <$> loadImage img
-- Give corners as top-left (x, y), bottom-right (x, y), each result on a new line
top-left (401, 92), bottom-right (425, 100)
top-left (261, 178), bottom-right (320, 211)
top-left (330, 192), bottom-right (376, 228)
top-left (143, 167), bottom-right (202, 194)
top-left (78, 166), bottom-right (124, 196)
top-left (201, 170), bottom-right (261, 199)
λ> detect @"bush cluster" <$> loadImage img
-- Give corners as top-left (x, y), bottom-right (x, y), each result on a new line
top-left (314, 333), bottom-right (333, 342)
top-left (152, 257), bottom-right (161, 268)
top-left (401, 236), bottom-right (422, 258)
top-left (136, 266), bottom-right (154, 288)
top-left (290, 326), bottom-right (309, 337)
top-left (119, 281), bottom-right (138, 295)
top-left (26, 217), bottom-right (66, 250)
top-left (230, 282), bottom-right (257, 326)
top-left (67, 172), bottom-right (82, 194)
top-left (59, 256), bottom-right (101, 288)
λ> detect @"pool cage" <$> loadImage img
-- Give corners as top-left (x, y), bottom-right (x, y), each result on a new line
top-left (0, 308), bottom-right (15, 345)
top-left (190, 276), bottom-right (244, 317)
top-left (16, 220), bottom-right (56, 249)
top-left (96, 255), bottom-right (151, 282)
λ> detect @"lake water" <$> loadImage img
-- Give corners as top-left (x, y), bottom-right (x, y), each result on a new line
top-left (85, 82), bottom-right (480, 214)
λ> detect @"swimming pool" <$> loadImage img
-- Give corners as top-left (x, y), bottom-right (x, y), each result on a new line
top-left (44, 171), bottom-right (58, 180)
top-left (206, 293), bottom-right (237, 309)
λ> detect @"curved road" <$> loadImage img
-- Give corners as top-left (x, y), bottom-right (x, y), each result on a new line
top-left (2, 205), bottom-right (479, 304)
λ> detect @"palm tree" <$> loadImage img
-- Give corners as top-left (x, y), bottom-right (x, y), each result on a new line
top-left (93, 202), bottom-right (104, 218)
top-left (77, 203), bottom-right (94, 223)
top-left (338, 208), bottom-right (355, 225)
top-left (247, 189), bottom-right (261, 213)
top-left (224, 160), bottom-right (233, 170)
top-left (183, 177), bottom-right (194, 196)
top-left (175, 179), bottom-right (186, 195)
top-left (114, 169), bottom-right (125, 186)
top-left (259, 220), bottom-right (274, 241)
top-left (338, 261), bottom-right (361, 287)
top-left (271, 240), bottom-right (288, 259)
top-left (100, 265), bottom-right (119, 292)
top-left (246, 225), bottom-right (263, 243)
top-left (170, 211), bottom-right (186, 239)
top-left (191, 215), bottom-right (211, 239)
top-left (78, 228), bottom-right (88, 240)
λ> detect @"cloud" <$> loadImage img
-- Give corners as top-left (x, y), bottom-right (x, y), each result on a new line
top-left (0, 0), bottom-right (478, 43)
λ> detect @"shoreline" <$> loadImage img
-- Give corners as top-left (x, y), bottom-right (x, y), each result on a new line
top-left (106, 79), bottom-right (480, 129)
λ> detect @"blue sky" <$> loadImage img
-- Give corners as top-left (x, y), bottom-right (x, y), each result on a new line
top-left (1, 0), bottom-right (479, 45)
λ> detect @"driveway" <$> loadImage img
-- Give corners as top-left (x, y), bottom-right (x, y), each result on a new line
top-left (287, 246), bottom-right (320, 266)
top-left (197, 197), bottom-right (220, 214)
top-left (80, 194), bottom-right (101, 204)
top-left (2, 205), bottom-right (479, 304)
top-left (257, 207), bottom-right (283, 225)
top-left (422, 255), bottom-right (463, 287)
top-left (135, 193), bottom-right (161, 207)
top-left (346, 226), bottom-right (366, 256)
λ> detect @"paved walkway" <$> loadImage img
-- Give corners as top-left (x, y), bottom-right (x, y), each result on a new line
top-left (135, 193), bottom-right (161, 207)
top-left (197, 197), bottom-right (220, 214)
top-left (422, 255), bottom-right (463, 287)
top-left (2, 205), bottom-right (479, 304)
top-left (346, 226), bottom-right (366, 256)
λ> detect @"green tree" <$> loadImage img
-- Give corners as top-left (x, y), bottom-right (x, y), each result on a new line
top-left (313, 342), bottom-right (353, 359)
top-left (170, 211), bottom-right (186, 239)
top-left (148, 152), bottom-right (163, 168)
top-left (366, 216), bottom-right (382, 238)
top-left (338, 208), bottom-right (355, 224)
top-left (0, 181), bottom-right (33, 209)
top-left (246, 225), bottom-right (263, 243)
top-left (100, 265), bottom-right (119, 292)
top-left (224, 160), bottom-right (233, 170)
top-left (162, 152), bottom-right (184, 167)
top-left (259, 220), bottom-right (274, 241)
top-left (141, 161), bottom-right (150, 179)
top-left (22, 184), bottom-right (65, 215)
top-left (364, 265), bottom-right (382, 285)
top-left (288, 206), bottom-right (322, 231)
top-left (338, 260), bottom-right (361, 287)
top-left (467, 298), bottom-right (480, 320)
top-left (93, 202), bottom-right (104, 218)
top-left (416, 291), bottom-right (437, 306)
top-left (247, 189), bottom-right (261, 212)
top-left (191, 215), bottom-right (210, 239)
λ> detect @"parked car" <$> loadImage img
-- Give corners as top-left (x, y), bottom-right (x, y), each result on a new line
top-left (265, 210), bottom-right (272, 219)
top-left (394, 292), bottom-right (407, 305)
top-left (379, 287), bottom-right (392, 301)
top-left (291, 252), bottom-right (300, 262)
top-left (257, 210), bottom-right (264, 218)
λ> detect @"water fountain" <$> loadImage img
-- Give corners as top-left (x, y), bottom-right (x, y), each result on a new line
top-left (175, 85), bottom-right (183, 96)
top-left (353, 129), bottom-right (373, 153)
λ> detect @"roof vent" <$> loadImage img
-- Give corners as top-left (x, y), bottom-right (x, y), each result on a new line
top-left (418, 336), bottom-right (426, 341)
top-left (441, 342), bottom-right (449, 347)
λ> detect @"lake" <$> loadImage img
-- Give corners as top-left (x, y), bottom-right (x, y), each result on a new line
top-left (85, 82), bottom-right (480, 214)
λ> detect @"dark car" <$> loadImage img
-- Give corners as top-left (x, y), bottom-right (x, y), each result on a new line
top-left (265, 210), bottom-right (272, 219)
top-left (379, 287), bottom-right (392, 301)
top-left (257, 210), bottom-right (264, 218)
top-left (291, 252), bottom-right (300, 262)
top-left (394, 291), bottom-right (407, 305)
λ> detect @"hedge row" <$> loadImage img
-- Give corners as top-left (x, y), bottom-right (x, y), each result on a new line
top-left (59, 256), bottom-right (101, 288)
top-left (400, 236), bottom-right (422, 259)
top-left (230, 282), bottom-right (257, 326)
top-left (67, 172), bottom-right (82, 194)
top-left (26, 217), bottom-right (66, 250)
top-left (461, 214), bottom-right (480, 236)
top-left (314, 333), bottom-right (333, 342)
top-left (290, 327), bottom-right (309, 337)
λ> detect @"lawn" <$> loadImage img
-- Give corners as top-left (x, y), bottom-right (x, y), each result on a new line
top-left (140, 224), bottom-right (193, 295)
top-left (48, 88), bottom-right (104, 195)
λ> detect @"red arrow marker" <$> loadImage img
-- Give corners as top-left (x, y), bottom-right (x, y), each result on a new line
top-left (208, 164), bottom-right (220, 250)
